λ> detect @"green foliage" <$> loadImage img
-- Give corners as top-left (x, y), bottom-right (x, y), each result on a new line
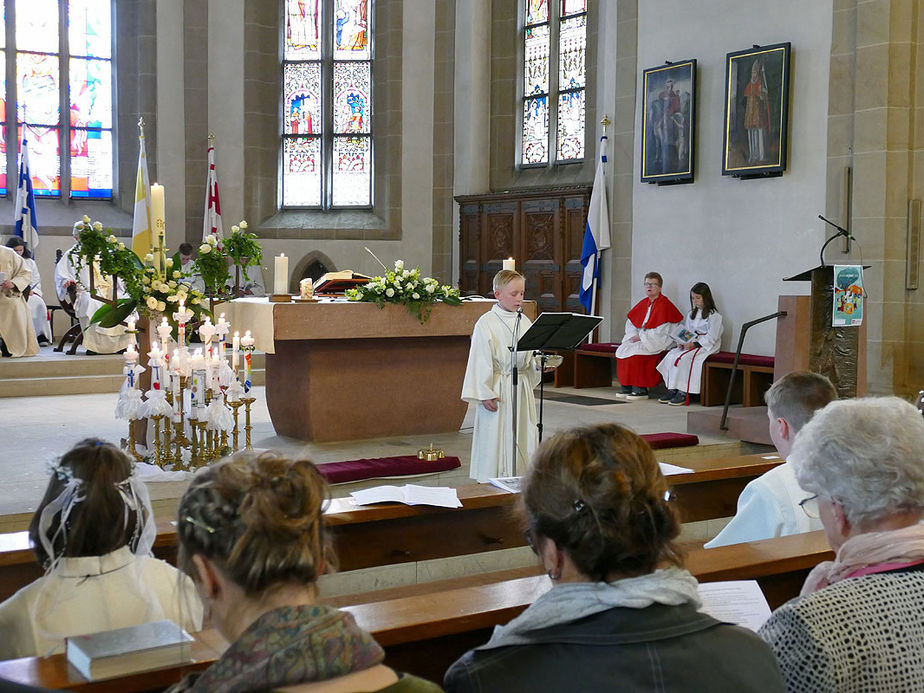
top-left (194, 221), bottom-right (264, 298)
top-left (345, 260), bottom-right (462, 324)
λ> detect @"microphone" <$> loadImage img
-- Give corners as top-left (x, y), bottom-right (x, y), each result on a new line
top-left (818, 214), bottom-right (855, 240)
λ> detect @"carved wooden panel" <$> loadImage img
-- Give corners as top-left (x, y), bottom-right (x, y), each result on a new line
top-left (456, 186), bottom-right (591, 313)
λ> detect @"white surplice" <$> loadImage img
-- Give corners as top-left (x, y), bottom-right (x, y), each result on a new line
top-left (54, 245), bottom-right (130, 354)
top-left (23, 257), bottom-right (51, 341)
top-left (656, 311), bottom-right (724, 394)
top-left (0, 247), bottom-right (39, 357)
top-left (462, 304), bottom-right (542, 483)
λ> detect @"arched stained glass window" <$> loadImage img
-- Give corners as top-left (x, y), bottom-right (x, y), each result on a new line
top-left (521, 0), bottom-right (586, 167)
top-left (283, 0), bottom-right (373, 209)
top-left (1, 0), bottom-right (114, 198)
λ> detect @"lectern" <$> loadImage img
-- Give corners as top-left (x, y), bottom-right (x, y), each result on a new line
top-left (776, 265), bottom-right (867, 398)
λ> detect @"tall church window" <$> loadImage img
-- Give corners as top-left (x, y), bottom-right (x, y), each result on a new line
top-left (521, 0), bottom-right (586, 166)
top-left (2, 0), bottom-right (114, 198)
top-left (283, 0), bottom-right (373, 209)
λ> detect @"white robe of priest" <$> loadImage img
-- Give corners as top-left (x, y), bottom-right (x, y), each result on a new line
top-left (23, 257), bottom-right (51, 341)
top-left (0, 246), bottom-right (40, 357)
top-left (656, 311), bottom-right (724, 394)
top-left (54, 245), bottom-right (130, 354)
top-left (462, 304), bottom-right (541, 483)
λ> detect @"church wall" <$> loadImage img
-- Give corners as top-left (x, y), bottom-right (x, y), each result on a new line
top-left (631, 1), bottom-right (834, 357)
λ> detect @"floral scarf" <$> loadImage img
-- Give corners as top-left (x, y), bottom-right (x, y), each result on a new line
top-left (478, 567), bottom-right (702, 650)
top-left (801, 522), bottom-right (924, 595)
top-left (168, 604), bottom-right (384, 693)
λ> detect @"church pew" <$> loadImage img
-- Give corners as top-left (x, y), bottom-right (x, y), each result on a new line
top-left (0, 530), bottom-right (832, 691)
top-left (0, 453), bottom-right (783, 601)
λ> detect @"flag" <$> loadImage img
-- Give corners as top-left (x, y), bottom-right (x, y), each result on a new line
top-left (131, 126), bottom-right (153, 258)
top-left (203, 141), bottom-right (223, 240)
top-left (579, 142), bottom-right (611, 314)
top-left (14, 139), bottom-right (39, 250)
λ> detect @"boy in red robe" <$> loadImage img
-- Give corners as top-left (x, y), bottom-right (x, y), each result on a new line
top-left (614, 272), bottom-right (682, 400)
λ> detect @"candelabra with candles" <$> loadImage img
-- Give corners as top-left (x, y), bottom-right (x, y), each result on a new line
top-left (116, 309), bottom-right (259, 470)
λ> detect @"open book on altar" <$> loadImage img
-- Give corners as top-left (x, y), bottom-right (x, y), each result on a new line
top-left (315, 270), bottom-right (371, 295)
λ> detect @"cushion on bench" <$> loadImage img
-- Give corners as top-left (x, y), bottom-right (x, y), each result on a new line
top-left (318, 456), bottom-right (461, 484)
top-left (578, 342), bottom-right (621, 354)
top-left (706, 352), bottom-right (775, 368)
top-left (640, 432), bottom-right (699, 450)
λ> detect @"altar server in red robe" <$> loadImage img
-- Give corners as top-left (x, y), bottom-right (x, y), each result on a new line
top-left (614, 272), bottom-right (682, 400)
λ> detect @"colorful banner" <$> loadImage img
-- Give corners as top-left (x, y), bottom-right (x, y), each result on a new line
top-left (833, 264), bottom-right (864, 327)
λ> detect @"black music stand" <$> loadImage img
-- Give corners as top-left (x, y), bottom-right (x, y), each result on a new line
top-left (515, 312), bottom-right (603, 441)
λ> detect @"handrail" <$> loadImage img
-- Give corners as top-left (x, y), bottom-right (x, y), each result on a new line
top-left (720, 311), bottom-right (787, 430)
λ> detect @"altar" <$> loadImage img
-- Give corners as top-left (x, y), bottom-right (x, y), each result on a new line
top-left (224, 298), bottom-right (536, 442)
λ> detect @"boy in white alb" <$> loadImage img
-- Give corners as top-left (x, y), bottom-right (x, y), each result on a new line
top-left (705, 371), bottom-right (836, 548)
top-left (462, 270), bottom-right (542, 483)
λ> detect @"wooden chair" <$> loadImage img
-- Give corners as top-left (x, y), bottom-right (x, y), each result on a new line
top-left (53, 283), bottom-right (83, 355)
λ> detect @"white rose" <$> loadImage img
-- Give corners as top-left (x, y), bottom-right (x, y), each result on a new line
top-left (412, 292), bottom-right (420, 299)
top-left (239, 220), bottom-right (248, 229)
top-left (199, 244), bottom-right (211, 254)
top-left (426, 284), bottom-right (436, 294)
top-left (157, 301), bottom-right (166, 312)
top-left (173, 271), bottom-right (181, 279)
top-left (117, 242), bottom-right (125, 250)
top-left (107, 234), bottom-right (116, 243)
top-left (395, 260), bottom-right (404, 271)
top-left (142, 275), bottom-right (151, 285)
top-left (167, 295), bottom-right (178, 302)
top-left (146, 296), bottom-right (158, 310)
top-left (385, 288), bottom-right (395, 298)
top-left (82, 215), bottom-right (91, 223)
top-left (231, 225), bottom-right (240, 234)
top-left (94, 222), bottom-right (103, 231)
top-left (169, 280), bottom-right (177, 288)
top-left (144, 253), bottom-right (154, 263)
top-left (166, 258), bottom-right (174, 268)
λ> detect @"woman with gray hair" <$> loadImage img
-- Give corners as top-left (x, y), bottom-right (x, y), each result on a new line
top-left (758, 396), bottom-right (924, 691)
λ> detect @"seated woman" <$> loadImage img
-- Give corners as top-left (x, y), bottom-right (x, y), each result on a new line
top-left (168, 451), bottom-right (440, 692)
top-left (0, 438), bottom-right (203, 659)
top-left (444, 423), bottom-right (783, 692)
top-left (656, 281), bottom-right (723, 406)
top-left (5, 237), bottom-right (51, 344)
top-left (758, 397), bottom-right (924, 690)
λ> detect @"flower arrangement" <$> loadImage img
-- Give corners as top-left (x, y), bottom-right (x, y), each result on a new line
top-left (194, 221), bottom-right (264, 298)
top-left (345, 260), bottom-right (462, 323)
top-left (69, 216), bottom-right (210, 329)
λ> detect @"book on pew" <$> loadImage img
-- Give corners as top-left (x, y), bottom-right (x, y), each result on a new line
top-left (350, 484), bottom-right (462, 508)
top-left (66, 620), bottom-right (194, 681)
top-left (697, 580), bottom-right (772, 632)
top-left (488, 476), bottom-right (522, 494)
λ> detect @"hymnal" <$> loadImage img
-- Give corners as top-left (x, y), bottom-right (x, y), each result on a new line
top-left (350, 484), bottom-right (462, 508)
top-left (66, 619), bottom-right (194, 681)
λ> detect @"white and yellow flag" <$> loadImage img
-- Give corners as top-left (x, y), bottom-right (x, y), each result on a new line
top-left (131, 125), bottom-right (152, 258)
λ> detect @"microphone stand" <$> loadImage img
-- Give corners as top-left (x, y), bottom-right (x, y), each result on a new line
top-left (818, 214), bottom-right (854, 267)
top-left (508, 307), bottom-right (523, 477)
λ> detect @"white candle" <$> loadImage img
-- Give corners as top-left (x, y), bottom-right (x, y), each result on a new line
top-left (151, 183), bottom-right (165, 274)
top-left (232, 331), bottom-right (240, 373)
top-left (503, 257), bottom-right (515, 271)
top-left (274, 254), bottom-right (289, 295)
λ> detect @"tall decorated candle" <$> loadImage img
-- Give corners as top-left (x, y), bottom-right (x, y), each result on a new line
top-left (215, 313), bottom-right (230, 360)
top-left (157, 317), bottom-right (172, 358)
top-left (241, 330), bottom-right (255, 392)
top-left (151, 183), bottom-right (166, 276)
top-left (232, 331), bottom-right (240, 373)
top-left (274, 254), bottom-right (289, 295)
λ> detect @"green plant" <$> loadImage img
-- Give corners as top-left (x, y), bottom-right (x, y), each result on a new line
top-left (195, 221), bottom-right (264, 296)
top-left (345, 260), bottom-right (462, 324)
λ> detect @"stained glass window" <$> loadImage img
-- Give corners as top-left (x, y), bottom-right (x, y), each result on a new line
top-left (5, 0), bottom-right (114, 199)
top-left (0, 2), bottom-right (6, 195)
top-left (520, 0), bottom-right (587, 166)
top-left (283, 0), bottom-right (373, 209)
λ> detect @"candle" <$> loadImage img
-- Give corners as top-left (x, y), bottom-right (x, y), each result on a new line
top-left (299, 278), bottom-right (314, 300)
top-left (274, 254), bottom-right (289, 295)
top-left (232, 331), bottom-right (240, 373)
top-left (151, 183), bottom-right (165, 275)
top-left (148, 343), bottom-right (162, 390)
top-left (503, 257), bottom-right (515, 271)
top-left (240, 330), bottom-right (255, 392)
top-left (157, 317), bottom-right (172, 355)
top-left (172, 370), bottom-right (181, 422)
top-left (215, 313), bottom-right (229, 360)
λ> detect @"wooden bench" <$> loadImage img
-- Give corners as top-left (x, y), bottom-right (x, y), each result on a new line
top-left (571, 342), bottom-right (620, 388)
top-left (0, 454), bottom-right (784, 602)
top-left (0, 530), bottom-right (831, 691)
top-left (700, 352), bottom-right (775, 407)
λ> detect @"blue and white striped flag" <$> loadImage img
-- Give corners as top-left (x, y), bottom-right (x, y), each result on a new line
top-left (14, 139), bottom-right (39, 250)
top-left (579, 139), bottom-right (610, 313)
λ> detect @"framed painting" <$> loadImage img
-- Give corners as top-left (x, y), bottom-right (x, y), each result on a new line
top-left (722, 42), bottom-right (791, 177)
top-left (640, 59), bottom-right (696, 184)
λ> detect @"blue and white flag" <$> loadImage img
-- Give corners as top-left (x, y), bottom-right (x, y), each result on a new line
top-left (579, 142), bottom-right (610, 313)
top-left (14, 139), bottom-right (39, 250)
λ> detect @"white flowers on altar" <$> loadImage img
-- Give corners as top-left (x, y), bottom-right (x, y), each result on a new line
top-left (345, 259), bottom-right (462, 324)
